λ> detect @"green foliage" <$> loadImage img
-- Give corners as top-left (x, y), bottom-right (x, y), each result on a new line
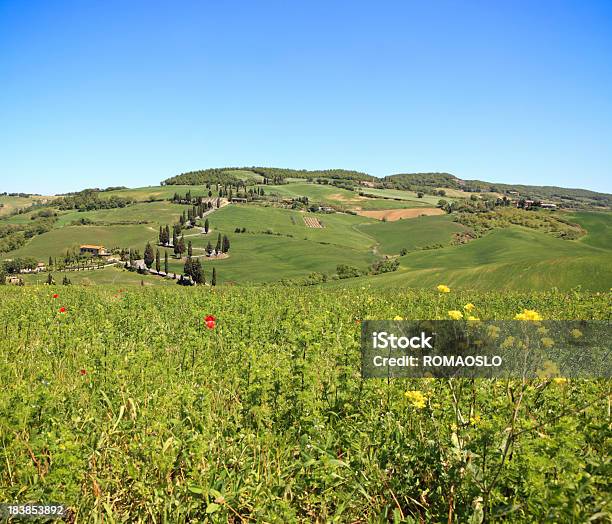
top-left (0, 216), bottom-right (57, 253)
top-left (454, 208), bottom-right (585, 239)
top-left (0, 287), bottom-right (609, 521)
top-left (163, 167), bottom-right (375, 186)
top-left (370, 258), bottom-right (399, 274)
top-left (55, 189), bottom-right (134, 211)
top-left (336, 264), bottom-right (363, 279)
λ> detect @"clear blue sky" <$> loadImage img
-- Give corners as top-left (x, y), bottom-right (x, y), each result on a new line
top-left (1, 0), bottom-right (610, 194)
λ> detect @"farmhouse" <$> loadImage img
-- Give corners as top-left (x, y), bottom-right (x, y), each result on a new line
top-left (540, 202), bottom-right (557, 209)
top-left (230, 197), bottom-right (248, 203)
top-left (80, 244), bottom-right (108, 256)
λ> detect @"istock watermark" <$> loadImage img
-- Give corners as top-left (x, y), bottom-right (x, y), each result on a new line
top-left (361, 320), bottom-right (611, 379)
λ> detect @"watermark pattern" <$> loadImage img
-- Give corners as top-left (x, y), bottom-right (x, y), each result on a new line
top-left (361, 320), bottom-right (611, 379)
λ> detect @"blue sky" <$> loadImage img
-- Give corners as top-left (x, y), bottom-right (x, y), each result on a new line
top-left (0, 0), bottom-right (610, 194)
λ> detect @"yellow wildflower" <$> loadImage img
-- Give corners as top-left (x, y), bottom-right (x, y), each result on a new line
top-left (393, 315), bottom-right (404, 321)
top-left (570, 329), bottom-right (583, 339)
top-left (486, 325), bottom-right (501, 339)
top-left (467, 315), bottom-right (480, 322)
top-left (515, 309), bottom-right (543, 321)
top-left (553, 377), bottom-right (568, 385)
top-left (437, 284), bottom-right (451, 293)
top-left (448, 310), bottom-right (463, 320)
top-left (501, 336), bottom-right (515, 349)
top-left (463, 303), bottom-right (475, 312)
top-left (541, 337), bottom-right (554, 348)
top-left (404, 390), bottom-right (427, 409)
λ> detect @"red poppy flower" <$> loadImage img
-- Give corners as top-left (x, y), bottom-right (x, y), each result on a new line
top-left (204, 315), bottom-right (216, 329)
top-left (79, 369), bottom-right (87, 375)
top-left (52, 293), bottom-right (59, 299)
top-left (59, 307), bottom-right (66, 313)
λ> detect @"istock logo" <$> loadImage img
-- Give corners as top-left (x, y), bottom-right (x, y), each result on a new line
top-left (372, 331), bottom-right (434, 349)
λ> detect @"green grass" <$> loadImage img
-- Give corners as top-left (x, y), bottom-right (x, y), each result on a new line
top-left (5, 224), bottom-right (157, 260)
top-left (54, 202), bottom-right (187, 227)
top-left (356, 214), bottom-right (471, 255)
top-left (0, 195), bottom-right (48, 216)
top-left (20, 265), bottom-right (175, 286)
top-left (98, 185), bottom-right (212, 201)
top-left (569, 211), bottom-right (612, 251)
top-left (328, 226), bottom-right (611, 291)
top-left (261, 183), bottom-right (421, 209)
top-left (0, 286), bottom-right (609, 521)
top-left (208, 205), bottom-right (376, 250)
top-left (358, 187), bottom-right (445, 206)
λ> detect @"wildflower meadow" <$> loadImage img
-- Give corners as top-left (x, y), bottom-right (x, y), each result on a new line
top-left (0, 286), bottom-right (610, 522)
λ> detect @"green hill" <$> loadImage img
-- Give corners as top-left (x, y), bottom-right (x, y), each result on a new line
top-left (356, 214), bottom-right (471, 255)
top-left (328, 220), bottom-right (611, 291)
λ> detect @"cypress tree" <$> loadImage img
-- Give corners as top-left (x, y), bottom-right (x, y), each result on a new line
top-left (159, 226), bottom-right (163, 244)
top-left (144, 242), bottom-right (155, 269)
top-left (183, 257), bottom-right (193, 278)
top-left (188, 240), bottom-right (193, 257)
top-left (206, 241), bottom-right (213, 255)
top-left (191, 259), bottom-right (204, 284)
top-left (155, 249), bottom-right (161, 273)
top-left (164, 251), bottom-right (169, 274)
top-left (204, 218), bottom-right (209, 234)
top-left (211, 267), bottom-right (217, 286)
top-left (215, 233), bottom-right (221, 252)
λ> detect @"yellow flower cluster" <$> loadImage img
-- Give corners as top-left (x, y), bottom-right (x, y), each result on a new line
top-left (464, 303), bottom-right (475, 312)
top-left (541, 337), bottom-right (554, 348)
top-left (437, 284), bottom-right (450, 293)
top-left (448, 310), bottom-right (463, 320)
top-left (393, 315), bottom-right (404, 321)
top-left (515, 309), bottom-right (543, 321)
top-left (404, 390), bottom-right (427, 409)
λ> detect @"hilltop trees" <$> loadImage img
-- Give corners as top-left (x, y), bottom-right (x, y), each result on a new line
top-left (144, 242), bottom-right (155, 269)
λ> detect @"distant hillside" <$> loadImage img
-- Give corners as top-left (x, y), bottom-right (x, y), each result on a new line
top-left (162, 167), bottom-right (375, 186)
top-left (384, 173), bottom-right (611, 208)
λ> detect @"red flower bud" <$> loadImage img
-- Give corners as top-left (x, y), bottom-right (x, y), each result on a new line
top-left (79, 369), bottom-right (87, 375)
top-left (52, 293), bottom-right (59, 299)
top-left (204, 315), bottom-right (216, 329)
top-left (59, 307), bottom-right (66, 313)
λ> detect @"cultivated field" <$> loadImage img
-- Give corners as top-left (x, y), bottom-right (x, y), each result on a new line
top-left (0, 286), bottom-right (609, 521)
top-left (303, 215), bottom-right (323, 228)
top-left (356, 207), bottom-right (446, 221)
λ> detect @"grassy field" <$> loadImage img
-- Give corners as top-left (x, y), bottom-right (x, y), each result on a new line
top-left (358, 187), bottom-right (445, 206)
top-left (0, 195), bottom-right (49, 216)
top-left (0, 286), bottom-right (609, 521)
top-left (5, 224), bottom-right (157, 259)
top-left (356, 214), bottom-right (471, 255)
top-left (20, 265), bottom-right (176, 286)
top-left (331, 223), bottom-right (612, 291)
top-left (261, 183), bottom-right (423, 210)
top-left (569, 211), bottom-right (612, 250)
top-left (98, 185), bottom-right (212, 202)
